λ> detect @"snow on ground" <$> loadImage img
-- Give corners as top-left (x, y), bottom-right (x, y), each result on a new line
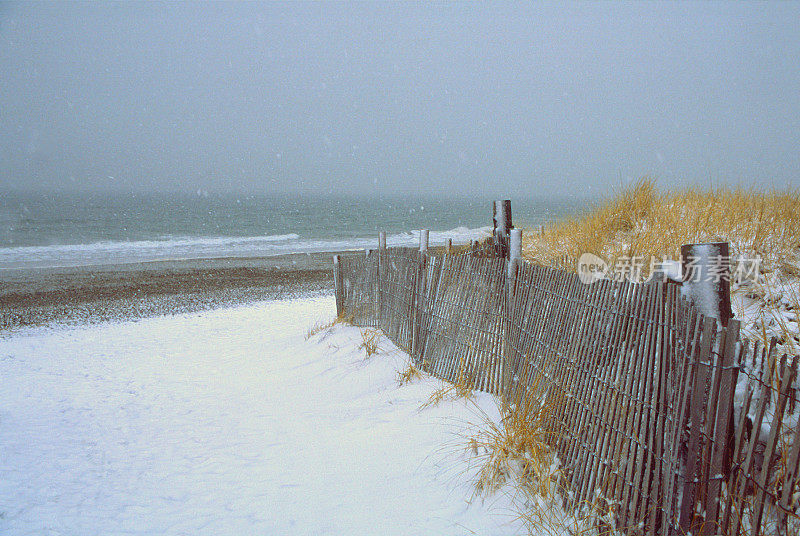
top-left (0, 296), bottom-right (526, 535)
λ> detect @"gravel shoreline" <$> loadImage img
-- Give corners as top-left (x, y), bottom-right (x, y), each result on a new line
top-left (0, 251), bottom-right (356, 332)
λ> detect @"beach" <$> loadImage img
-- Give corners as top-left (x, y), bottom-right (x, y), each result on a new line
top-left (0, 295), bottom-right (526, 535)
top-left (0, 240), bottom-right (533, 535)
top-left (0, 244), bottom-right (532, 535)
top-left (0, 251), bottom-right (354, 331)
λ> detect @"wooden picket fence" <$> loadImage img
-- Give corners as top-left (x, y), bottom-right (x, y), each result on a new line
top-left (334, 246), bottom-right (800, 536)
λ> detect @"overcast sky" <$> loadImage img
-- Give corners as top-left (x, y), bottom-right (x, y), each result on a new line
top-left (1, 1), bottom-right (799, 197)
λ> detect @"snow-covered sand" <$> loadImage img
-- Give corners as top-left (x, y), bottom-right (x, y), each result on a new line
top-left (0, 296), bottom-right (524, 535)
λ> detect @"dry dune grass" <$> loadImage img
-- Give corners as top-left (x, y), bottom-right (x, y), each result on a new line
top-left (304, 318), bottom-right (338, 340)
top-left (419, 358), bottom-right (474, 409)
top-left (395, 362), bottom-right (423, 386)
top-left (522, 177), bottom-right (800, 276)
top-left (358, 328), bottom-right (383, 358)
top-left (469, 392), bottom-right (558, 498)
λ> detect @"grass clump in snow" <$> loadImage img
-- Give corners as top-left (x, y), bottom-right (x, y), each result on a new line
top-left (305, 318), bottom-right (338, 340)
top-left (420, 358), bottom-right (474, 409)
top-left (421, 381), bottom-right (473, 410)
top-left (358, 328), bottom-right (383, 358)
top-left (396, 362), bottom-right (423, 386)
top-left (468, 392), bottom-right (557, 498)
top-left (337, 312), bottom-right (355, 325)
top-left (306, 314), bottom-right (354, 342)
top-left (467, 399), bottom-right (624, 536)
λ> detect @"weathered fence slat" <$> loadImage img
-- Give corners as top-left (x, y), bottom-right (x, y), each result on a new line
top-left (704, 319), bottom-right (740, 534)
top-left (680, 316), bottom-right (716, 532)
top-left (750, 355), bottom-right (797, 535)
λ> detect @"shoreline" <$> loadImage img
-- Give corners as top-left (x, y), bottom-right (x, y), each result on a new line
top-left (0, 250), bottom-right (361, 332)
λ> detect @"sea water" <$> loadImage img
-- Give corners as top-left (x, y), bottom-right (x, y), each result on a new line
top-left (0, 191), bottom-right (584, 269)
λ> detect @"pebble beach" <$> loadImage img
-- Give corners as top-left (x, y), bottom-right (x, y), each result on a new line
top-left (0, 251), bottom-right (349, 332)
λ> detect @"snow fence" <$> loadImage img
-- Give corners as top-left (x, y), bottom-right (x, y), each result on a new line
top-left (335, 246), bottom-right (799, 536)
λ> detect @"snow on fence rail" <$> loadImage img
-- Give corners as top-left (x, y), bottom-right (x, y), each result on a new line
top-left (333, 243), bottom-right (800, 536)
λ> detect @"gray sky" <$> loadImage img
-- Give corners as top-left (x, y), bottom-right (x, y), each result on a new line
top-left (1, 1), bottom-right (799, 197)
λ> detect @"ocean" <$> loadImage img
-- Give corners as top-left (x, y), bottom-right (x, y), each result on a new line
top-left (0, 192), bottom-right (584, 270)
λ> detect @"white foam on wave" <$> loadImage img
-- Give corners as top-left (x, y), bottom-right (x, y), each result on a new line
top-left (386, 226), bottom-right (492, 246)
top-left (0, 226), bottom-right (492, 270)
top-left (0, 233), bottom-right (300, 256)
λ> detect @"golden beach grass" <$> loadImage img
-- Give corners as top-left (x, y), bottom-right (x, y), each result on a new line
top-left (522, 178), bottom-right (800, 275)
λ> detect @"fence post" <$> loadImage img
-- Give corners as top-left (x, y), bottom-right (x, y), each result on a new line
top-left (446, 238), bottom-right (452, 254)
top-left (333, 254), bottom-right (343, 317)
top-left (418, 244), bottom-right (429, 364)
top-left (508, 228), bottom-right (522, 273)
top-left (377, 233), bottom-right (386, 328)
top-left (503, 229), bottom-right (523, 401)
top-left (411, 231), bottom-right (428, 360)
top-left (681, 242), bottom-right (733, 326)
top-left (493, 200), bottom-right (513, 259)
